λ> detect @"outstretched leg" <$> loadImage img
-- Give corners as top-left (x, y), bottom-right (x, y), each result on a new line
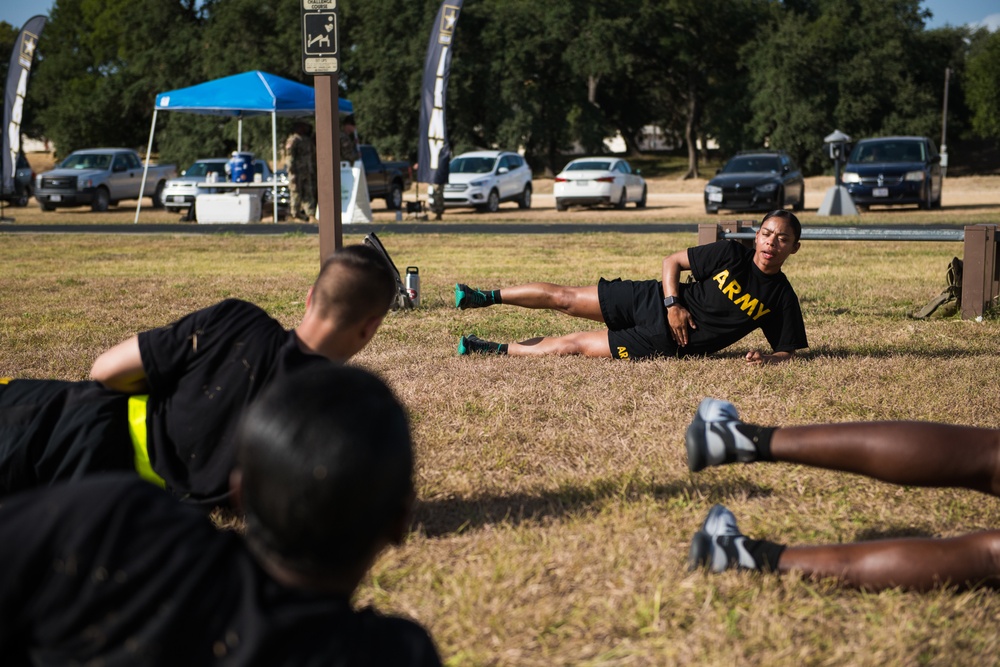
top-left (778, 531), bottom-right (1000, 591)
top-left (458, 330), bottom-right (612, 358)
top-left (508, 330), bottom-right (611, 357)
top-left (690, 504), bottom-right (1000, 591)
top-left (770, 421), bottom-right (1000, 496)
top-left (686, 398), bottom-right (1000, 496)
top-left (456, 282), bottom-right (603, 322)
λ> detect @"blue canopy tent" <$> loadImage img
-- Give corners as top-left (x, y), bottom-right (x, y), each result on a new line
top-left (136, 70), bottom-right (353, 222)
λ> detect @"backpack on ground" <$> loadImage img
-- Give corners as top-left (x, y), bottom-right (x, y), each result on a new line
top-left (363, 232), bottom-right (414, 311)
top-left (912, 257), bottom-right (962, 319)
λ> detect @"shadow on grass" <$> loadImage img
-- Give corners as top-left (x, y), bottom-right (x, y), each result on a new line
top-left (412, 475), bottom-right (772, 537)
top-left (706, 346), bottom-right (995, 361)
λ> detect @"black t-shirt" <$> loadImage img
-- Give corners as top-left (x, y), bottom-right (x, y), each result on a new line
top-left (681, 241), bottom-right (807, 356)
top-left (0, 475), bottom-right (442, 667)
top-left (138, 299), bottom-right (330, 504)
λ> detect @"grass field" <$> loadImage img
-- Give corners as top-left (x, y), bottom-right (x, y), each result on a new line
top-left (2, 230), bottom-right (999, 665)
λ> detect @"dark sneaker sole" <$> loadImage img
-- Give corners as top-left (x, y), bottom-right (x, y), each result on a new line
top-left (685, 416), bottom-right (708, 472)
top-left (688, 531), bottom-right (711, 571)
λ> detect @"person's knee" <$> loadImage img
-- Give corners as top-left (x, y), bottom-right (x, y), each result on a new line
top-left (553, 285), bottom-right (586, 313)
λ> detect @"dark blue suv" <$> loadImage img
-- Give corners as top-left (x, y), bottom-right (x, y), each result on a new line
top-left (842, 136), bottom-right (942, 210)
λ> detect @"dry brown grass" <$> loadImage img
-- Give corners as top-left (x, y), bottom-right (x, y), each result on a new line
top-left (2, 230), bottom-right (999, 666)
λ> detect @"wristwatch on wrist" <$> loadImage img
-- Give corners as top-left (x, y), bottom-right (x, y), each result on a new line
top-left (663, 295), bottom-right (681, 308)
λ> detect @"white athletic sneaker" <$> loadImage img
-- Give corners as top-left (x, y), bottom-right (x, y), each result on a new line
top-left (685, 397), bottom-right (757, 472)
top-left (688, 504), bottom-right (757, 572)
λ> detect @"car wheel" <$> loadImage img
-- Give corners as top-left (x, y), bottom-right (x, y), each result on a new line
top-left (932, 194), bottom-right (942, 209)
top-left (91, 187), bottom-right (110, 212)
top-left (614, 187), bottom-right (626, 210)
top-left (151, 181), bottom-right (166, 209)
top-left (40, 201), bottom-right (56, 212)
top-left (385, 181), bottom-right (403, 210)
top-left (636, 185), bottom-right (647, 208)
top-left (518, 183), bottom-right (532, 209)
top-left (13, 190), bottom-right (29, 207)
top-left (919, 185), bottom-right (934, 210)
top-left (776, 188), bottom-right (785, 210)
top-left (555, 198), bottom-right (567, 212)
top-left (479, 189), bottom-right (499, 213)
top-left (165, 206), bottom-right (179, 214)
top-left (793, 192), bottom-right (804, 212)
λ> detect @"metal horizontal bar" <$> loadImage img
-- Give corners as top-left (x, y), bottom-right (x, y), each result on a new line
top-left (722, 227), bottom-right (965, 242)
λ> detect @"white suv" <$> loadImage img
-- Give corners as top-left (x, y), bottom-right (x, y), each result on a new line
top-left (433, 150), bottom-right (532, 213)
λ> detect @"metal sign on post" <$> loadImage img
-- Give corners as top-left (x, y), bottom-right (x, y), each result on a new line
top-left (301, 1), bottom-right (339, 74)
top-left (300, 0), bottom-right (342, 261)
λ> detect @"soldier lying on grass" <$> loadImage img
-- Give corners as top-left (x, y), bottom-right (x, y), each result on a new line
top-left (455, 210), bottom-right (807, 364)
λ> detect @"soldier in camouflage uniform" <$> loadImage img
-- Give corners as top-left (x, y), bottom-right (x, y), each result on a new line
top-left (340, 115), bottom-right (359, 165)
top-left (284, 122), bottom-right (316, 221)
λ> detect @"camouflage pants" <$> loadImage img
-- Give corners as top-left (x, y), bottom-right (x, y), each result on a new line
top-left (288, 171), bottom-right (316, 219)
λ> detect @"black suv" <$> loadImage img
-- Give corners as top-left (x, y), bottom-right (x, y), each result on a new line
top-left (704, 151), bottom-right (805, 214)
top-left (0, 152), bottom-right (34, 207)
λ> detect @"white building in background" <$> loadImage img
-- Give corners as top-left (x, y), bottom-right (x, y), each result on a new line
top-left (22, 136), bottom-right (51, 153)
top-left (595, 126), bottom-right (718, 154)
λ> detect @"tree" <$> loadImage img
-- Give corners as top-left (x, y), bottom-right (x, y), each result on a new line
top-left (746, 0), bottom-right (961, 175)
top-left (645, 0), bottom-right (765, 179)
top-left (337, 0), bottom-right (433, 162)
top-left (965, 28), bottom-right (1000, 139)
top-left (31, 0), bottom-right (202, 156)
top-left (156, 0), bottom-right (306, 170)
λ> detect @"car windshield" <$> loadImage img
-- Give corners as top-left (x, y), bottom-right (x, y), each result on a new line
top-left (721, 156), bottom-right (781, 173)
top-left (849, 140), bottom-right (925, 163)
top-left (566, 161), bottom-right (612, 172)
top-left (185, 161), bottom-right (227, 177)
top-left (60, 154), bottom-right (112, 170)
top-left (450, 156), bottom-right (496, 174)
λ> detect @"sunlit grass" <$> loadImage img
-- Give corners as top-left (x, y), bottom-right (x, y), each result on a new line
top-left (2, 231), bottom-right (999, 665)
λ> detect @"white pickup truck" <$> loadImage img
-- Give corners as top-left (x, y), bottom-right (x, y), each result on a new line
top-left (35, 148), bottom-right (177, 212)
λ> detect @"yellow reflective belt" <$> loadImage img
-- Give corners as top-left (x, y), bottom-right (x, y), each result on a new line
top-left (0, 377), bottom-right (12, 384)
top-left (127, 395), bottom-right (166, 488)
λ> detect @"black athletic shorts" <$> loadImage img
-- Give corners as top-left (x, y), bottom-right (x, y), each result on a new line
top-left (598, 278), bottom-right (677, 361)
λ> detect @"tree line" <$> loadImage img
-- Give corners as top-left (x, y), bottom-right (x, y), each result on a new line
top-left (2, 0), bottom-right (998, 177)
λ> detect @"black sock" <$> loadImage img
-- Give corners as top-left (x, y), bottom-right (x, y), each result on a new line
top-left (742, 537), bottom-right (786, 572)
top-left (734, 424), bottom-right (777, 461)
top-left (497, 342), bottom-right (509, 354)
top-left (490, 290), bottom-right (503, 305)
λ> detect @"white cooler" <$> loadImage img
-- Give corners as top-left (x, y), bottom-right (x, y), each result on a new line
top-left (195, 193), bottom-right (262, 224)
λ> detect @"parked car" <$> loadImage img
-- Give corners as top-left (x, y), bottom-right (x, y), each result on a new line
top-left (841, 136), bottom-right (942, 210)
top-left (162, 158), bottom-right (289, 220)
top-left (0, 152), bottom-right (34, 207)
top-left (430, 150), bottom-right (532, 213)
top-left (359, 144), bottom-right (411, 210)
top-left (704, 151), bottom-right (804, 214)
top-left (35, 148), bottom-right (176, 212)
top-left (554, 157), bottom-right (647, 211)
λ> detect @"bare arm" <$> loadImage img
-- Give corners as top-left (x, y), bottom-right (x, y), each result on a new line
top-left (662, 249), bottom-right (696, 346)
top-left (90, 336), bottom-right (149, 393)
top-left (745, 349), bottom-right (795, 365)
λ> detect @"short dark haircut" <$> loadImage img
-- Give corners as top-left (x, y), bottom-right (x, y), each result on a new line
top-left (237, 365), bottom-right (414, 575)
top-left (761, 209), bottom-right (802, 242)
top-left (311, 245), bottom-right (397, 324)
